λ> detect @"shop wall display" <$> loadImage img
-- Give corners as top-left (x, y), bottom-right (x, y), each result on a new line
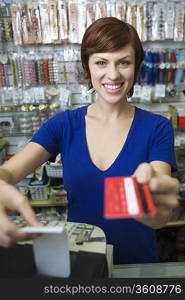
top-left (0, 0), bottom-right (185, 158)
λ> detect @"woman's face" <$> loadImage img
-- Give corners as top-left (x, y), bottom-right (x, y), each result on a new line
top-left (88, 44), bottom-right (135, 104)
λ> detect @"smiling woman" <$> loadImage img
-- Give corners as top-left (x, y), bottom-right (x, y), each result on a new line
top-left (0, 17), bottom-right (179, 266)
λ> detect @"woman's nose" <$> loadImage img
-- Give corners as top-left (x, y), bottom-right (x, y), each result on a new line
top-left (107, 64), bottom-right (121, 81)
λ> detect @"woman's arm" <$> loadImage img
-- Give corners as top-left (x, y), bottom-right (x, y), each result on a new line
top-left (0, 142), bottom-right (52, 247)
top-left (0, 142), bottom-right (51, 184)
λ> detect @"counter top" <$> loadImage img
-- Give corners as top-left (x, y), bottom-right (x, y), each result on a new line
top-left (112, 262), bottom-right (185, 278)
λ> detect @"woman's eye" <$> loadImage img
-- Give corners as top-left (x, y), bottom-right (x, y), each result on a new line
top-left (119, 61), bottom-right (131, 66)
top-left (95, 61), bottom-right (106, 66)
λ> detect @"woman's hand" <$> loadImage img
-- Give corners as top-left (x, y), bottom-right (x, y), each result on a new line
top-left (133, 163), bottom-right (180, 229)
top-left (0, 179), bottom-right (42, 247)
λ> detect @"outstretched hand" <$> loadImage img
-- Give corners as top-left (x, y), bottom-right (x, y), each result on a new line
top-left (0, 180), bottom-right (42, 247)
top-left (133, 163), bottom-right (180, 229)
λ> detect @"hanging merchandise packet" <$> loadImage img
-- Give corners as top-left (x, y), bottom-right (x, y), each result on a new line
top-left (104, 176), bottom-right (156, 219)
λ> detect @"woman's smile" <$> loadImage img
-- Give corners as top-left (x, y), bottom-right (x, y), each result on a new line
top-left (103, 82), bottom-right (124, 94)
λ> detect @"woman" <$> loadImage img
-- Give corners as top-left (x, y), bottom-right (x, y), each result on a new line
top-left (0, 17), bottom-right (179, 264)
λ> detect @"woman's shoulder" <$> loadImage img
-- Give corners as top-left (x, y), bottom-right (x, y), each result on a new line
top-left (65, 105), bottom-right (88, 119)
top-left (46, 105), bottom-right (88, 124)
top-left (136, 106), bottom-right (170, 124)
top-left (135, 107), bottom-right (173, 138)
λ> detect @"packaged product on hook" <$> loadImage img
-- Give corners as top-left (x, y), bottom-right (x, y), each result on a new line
top-left (11, 53), bottom-right (23, 88)
top-left (174, 3), bottom-right (184, 42)
top-left (86, 2), bottom-right (96, 28)
top-left (136, 3), bottom-right (146, 42)
top-left (106, 0), bottom-right (116, 18)
top-left (49, 0), bottom-right (59, 43)
top-left (65, 61), bottom-right (78, 83)
top-left (53, 55), bottom-right (59, 84)
top-left (126, 3), bottom-right (137, 29)
top-left (39, 2), bottom-right (52, 44)
top-left (57, 55), bottom-right (65, 84)
top-left (10, 54), bottom-right (17, 87)
top-left (4, 63), bottom-right (10, 87)
top-left (168, 51), bottom-right (176, 85)
top-left (74, 47), bottom-right (81, 61)
top-left (27, 3), bottom-right (42, 44)
top-left (0, 63), bottom-right (6, 87)
top-left (58, 87), bottom-right (72, 109)
top-left (165, 3), bottom-right (175, 40)
top-left (23, 89), bottom-right (33, 104)
top-left (152, 3), bottom-right (166, 41)
top-left (10, 4), bottom-right (23, 45)
top-left (20, 3), bottom-right (33, 44)
top-left (58, 0), bottom-right (68, 42)
top-left (12, 87), bottom-right (22, 105)
top-left (34, 87), bottom-right (45, 104)
top-left (48, 58), bottom-right (54, 85)
top-left (153, 84), bottom-right (166, 100)
top-left (68, 0), bottom-right (78, 43)
top-left (77, 61), bottom-right (85, 83)
top-left (174, 52), bottom-right (185, 86)
top-left (3, 10), bottom-right (13, 42)
top-left (140, 85), bottom-right (152, 103)
top-left (115, 1), bottom-right (126, 21)
top-left (145, 2), bottom-right (154, 41)
top-left (78, 0), bottom-right (86, 43)
top-left (22, 53), bottom-right (37, 87)
top-left (42, 56), bottom-right (50, 85)
top-left (95, 1), bottom-right (106, 20)
top-left (36, 57), bottom-right (44, 85)
top-left (2, 87), bottom-right (14, 106)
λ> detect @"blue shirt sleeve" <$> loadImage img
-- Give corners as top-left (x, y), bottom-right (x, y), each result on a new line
top-left (149, 117), bottom-right (177, 171)
top-left (30, 112), bottom-right (63, 157)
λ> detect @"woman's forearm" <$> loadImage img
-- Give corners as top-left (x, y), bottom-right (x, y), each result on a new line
top-left (0, 167), bottom-right (14, 185)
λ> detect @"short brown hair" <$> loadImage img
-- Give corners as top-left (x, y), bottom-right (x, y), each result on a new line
top-left (81, 17), bottom-right (144, 97)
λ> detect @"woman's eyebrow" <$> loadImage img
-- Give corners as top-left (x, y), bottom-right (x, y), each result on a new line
top-left (93, 55), bottom-right (132, 61)
top-left (117, 56), bottom-right (132, 61)
top-left (93, 56), bottom-right (108, 60)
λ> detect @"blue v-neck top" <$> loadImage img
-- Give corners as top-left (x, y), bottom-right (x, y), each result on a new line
top-left (31, 105), bottom-right (177, 264)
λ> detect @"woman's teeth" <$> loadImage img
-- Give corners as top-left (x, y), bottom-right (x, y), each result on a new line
top-left (104, 84), bottom-right (122, 90)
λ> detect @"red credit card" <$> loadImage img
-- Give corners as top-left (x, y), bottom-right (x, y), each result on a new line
top-left (104, 176), bottom-right (156, 218)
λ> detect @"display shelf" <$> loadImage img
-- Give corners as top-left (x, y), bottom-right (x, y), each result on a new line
top-left (1, 133), bottom-right (33, 138)
top-left (29, 199), bottom-right (67, 207)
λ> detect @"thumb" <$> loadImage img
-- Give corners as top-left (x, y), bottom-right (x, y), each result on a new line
top-left (133, 162), bottom-right (156, 183)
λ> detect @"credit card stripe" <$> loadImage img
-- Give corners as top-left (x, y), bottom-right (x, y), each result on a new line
top-left (138, 183), bottom-right (149, 213)
top-left (142, 183), bottom-right (156, 215)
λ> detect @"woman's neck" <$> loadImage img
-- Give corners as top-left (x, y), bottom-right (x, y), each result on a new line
top-left (89, 100), bottom-right (135, 122)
